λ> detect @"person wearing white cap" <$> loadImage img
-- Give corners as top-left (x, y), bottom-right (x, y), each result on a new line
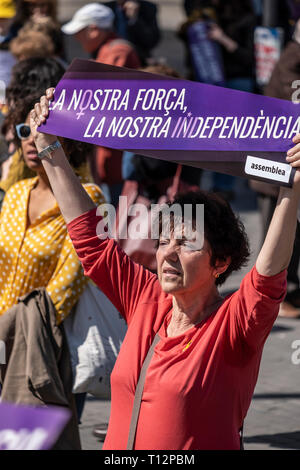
top-left (62, 3), bottom-right (140, 69)
top-left (62, 3), bottom-right (114, 37)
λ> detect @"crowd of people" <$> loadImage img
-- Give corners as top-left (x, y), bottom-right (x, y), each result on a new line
top-left (0, 0), bottom-right (300, 451)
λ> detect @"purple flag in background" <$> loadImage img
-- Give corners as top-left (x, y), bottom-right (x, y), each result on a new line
top-left (40, 59), bottom-right (300, 187)
top-left (187, 20), bottom-right (225, 86)
top-left (0, 402), bottom-right (70, 450)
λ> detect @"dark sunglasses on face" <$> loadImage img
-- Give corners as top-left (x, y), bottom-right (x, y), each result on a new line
top-left (16, 123), bottom-right (31, 140)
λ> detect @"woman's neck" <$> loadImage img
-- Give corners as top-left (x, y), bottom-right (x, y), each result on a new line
top-left (167, 288), bottom-right (223, 337)
top-left (35, 169), bottom-right (52, 192)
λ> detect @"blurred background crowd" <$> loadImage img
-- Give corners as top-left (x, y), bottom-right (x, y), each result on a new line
top-left (1, 1), bottom-right (300, 443)
top-left (1, 1), bottom-right (300, 314)
top-left (1, 0), bottom-right (300, 200)
top-left (1, 0), bottom-right (299, 195)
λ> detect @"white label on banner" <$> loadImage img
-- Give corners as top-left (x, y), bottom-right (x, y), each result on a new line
top-left (245, 155), bottom-right (291, 183)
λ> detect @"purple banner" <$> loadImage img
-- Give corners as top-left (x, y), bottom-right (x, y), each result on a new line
top-left (40, 59), bottom-right (300, 187)
top-left (0, 402), bottom-right (70, 450)
top-left (187, 20), bottom-right (225, 86)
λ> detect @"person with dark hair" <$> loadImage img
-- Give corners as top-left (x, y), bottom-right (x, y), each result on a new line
top-left (208, 0), bottom-right (256, 91)
top-left (179, 0), bottom-right (256, 88)
top-left (0, 58), bottom-right (106, 434)
top-left (0, 57), bottom-right (104, 320)
top-left (183, 0), bottom-right (211, 17)
top-left (178, 0), bottom-right (257, 200)
top-left (0, 57), bottom-right (66, 197)
top-left (0, 94), bottom-right (104, 324)
top-left (27, 87), bottom-right (300, 450)
top-left (6, 56), bottom-right (66, 107)
top-left (105, 0), bottom-right (160, 65)
top-left (208, 0), bottom-right (257, 199)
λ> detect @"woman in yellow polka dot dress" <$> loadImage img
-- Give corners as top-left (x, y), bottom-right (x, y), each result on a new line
top-left (0, 99), bottom-right (105, 325)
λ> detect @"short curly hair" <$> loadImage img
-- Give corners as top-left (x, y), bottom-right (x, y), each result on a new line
top-left (6, 57), bottom-right (65, 107)
top-left (157, 189), bottom-right (250, 286)
top-left (4, 58), bottom-right (94, 167)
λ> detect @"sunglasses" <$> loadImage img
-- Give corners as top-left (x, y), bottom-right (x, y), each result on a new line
top-left (16, 123), bottom-right (31, 140)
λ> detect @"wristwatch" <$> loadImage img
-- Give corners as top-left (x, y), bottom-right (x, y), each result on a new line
top-left (37, 140), bottom-right (61, 160)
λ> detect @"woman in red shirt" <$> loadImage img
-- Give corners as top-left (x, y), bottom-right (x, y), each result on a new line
top-left (27, 88), bottom-right (300, 450)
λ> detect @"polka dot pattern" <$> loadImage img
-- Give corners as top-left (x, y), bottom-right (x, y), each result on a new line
top-left (0, 177), bottom-right (105, 324)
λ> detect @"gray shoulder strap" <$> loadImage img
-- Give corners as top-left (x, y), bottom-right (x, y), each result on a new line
top-left (126, 333), bottom-right (161, 450)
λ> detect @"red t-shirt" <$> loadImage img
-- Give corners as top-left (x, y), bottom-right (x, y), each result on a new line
top-left (67, 208), bottom-right (286, 450)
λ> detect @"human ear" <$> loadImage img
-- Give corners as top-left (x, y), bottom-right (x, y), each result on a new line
top-left (213, 256), bottom-right (231, 278)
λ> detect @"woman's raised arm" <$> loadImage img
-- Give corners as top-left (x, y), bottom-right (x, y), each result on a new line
top-left (256, 134), bottom-right (300, 277)
top-left (29, 88), bottom-right (96, 224)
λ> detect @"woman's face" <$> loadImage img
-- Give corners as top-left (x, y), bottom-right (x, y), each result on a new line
top-left (19, 114), bottom-right (43, 171)
top-left (156, 224), bottom-right (217, 297)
